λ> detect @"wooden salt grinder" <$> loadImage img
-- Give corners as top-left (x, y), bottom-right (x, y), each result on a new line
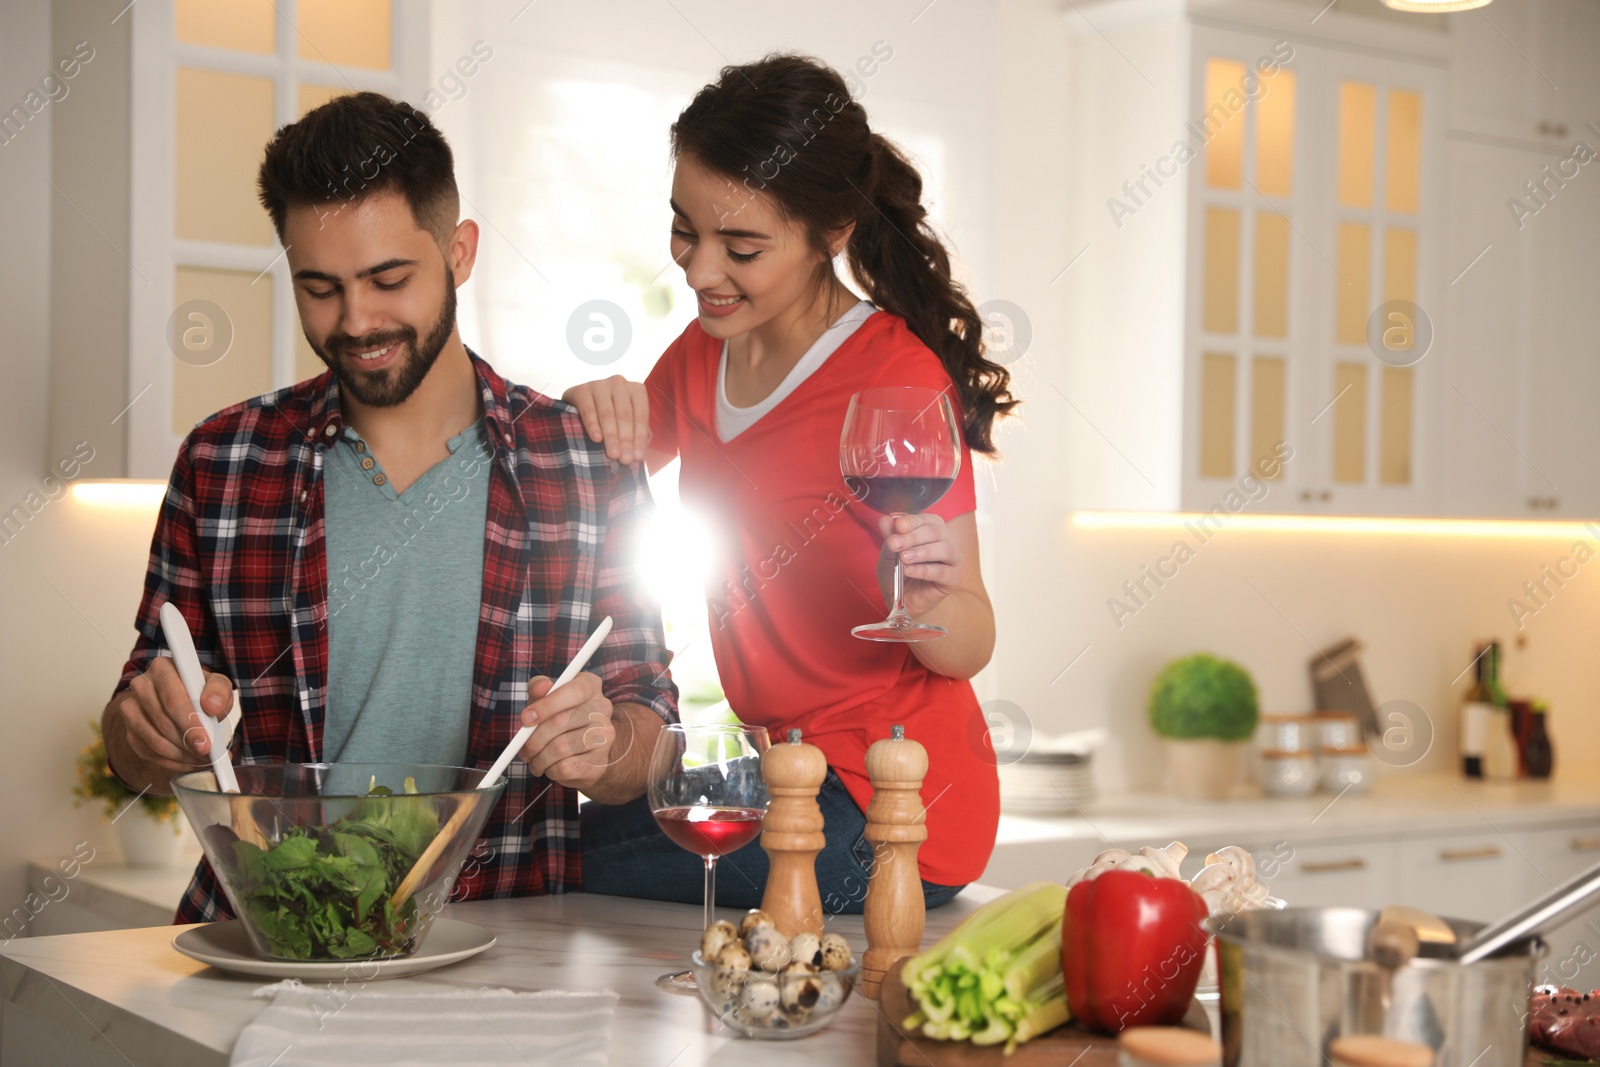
top-left (861, 724), bottom-right (928, 1000)
top-left (759, 728), bottom-right (827, 940)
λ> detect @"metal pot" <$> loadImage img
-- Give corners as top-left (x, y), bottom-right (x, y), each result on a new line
top-left (1210, 907), bottom-right (1542, 1067)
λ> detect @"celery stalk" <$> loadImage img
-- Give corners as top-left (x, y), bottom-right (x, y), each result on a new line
top-left (902, 882), bottom-right (1072, 1055)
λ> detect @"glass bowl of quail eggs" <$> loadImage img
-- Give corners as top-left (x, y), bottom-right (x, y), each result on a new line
top-left (691, 908), bottom-right (859, 1039)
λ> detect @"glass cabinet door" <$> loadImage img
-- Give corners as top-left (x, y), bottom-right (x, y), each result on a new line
top-left (1187, 33), bottom-right (1440, 516)
top-left (1317, 65), bottom-right (1434, 514)
top-left (1191, 50), bottom-right (1299, 502)
top-left (128, 0), bottom-right (414, 475)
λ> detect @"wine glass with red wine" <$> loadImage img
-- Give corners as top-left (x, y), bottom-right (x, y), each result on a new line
top-left (840, 386), bottom-right (962, 642)
top-left (648, 722), bottom-right (771, 993)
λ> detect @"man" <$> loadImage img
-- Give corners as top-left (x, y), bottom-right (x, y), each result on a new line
top-left (101, 92), bottom-right (677, 921)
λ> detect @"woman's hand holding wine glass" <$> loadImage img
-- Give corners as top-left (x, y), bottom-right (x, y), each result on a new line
top-left (840, 386), bottom-right (963, 642)
top-left (876, 511), bottom-right (966, 619)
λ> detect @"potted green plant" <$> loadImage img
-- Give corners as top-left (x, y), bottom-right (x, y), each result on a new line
top-left (73, 722), bottom-right (184, 867)
top-left (1147, 653), bottom-right (1259, 799)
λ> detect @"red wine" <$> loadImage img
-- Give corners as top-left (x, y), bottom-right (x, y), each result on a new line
top-left (653, 806), bottom-right (764, 856)
top-left (851, 475), bottom-right (955, 515)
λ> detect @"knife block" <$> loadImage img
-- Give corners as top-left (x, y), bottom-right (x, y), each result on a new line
top-left (759, 728), bottom-right (827, 940)
top-left (861, 725), bottom-right (928, 1000)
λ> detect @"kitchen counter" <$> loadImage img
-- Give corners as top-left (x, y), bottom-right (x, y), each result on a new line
top-left (986, 772), bottom-right (1600, 886)
top-left (0, 886), bottom-right (1004, 1067)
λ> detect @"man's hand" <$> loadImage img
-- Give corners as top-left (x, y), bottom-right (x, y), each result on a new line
top-left (516, 674), bottom-right (663, 805)
top-left (103, 657), bottom-right (233, 795)
top-left (517, 672), bottom-right (618, 791)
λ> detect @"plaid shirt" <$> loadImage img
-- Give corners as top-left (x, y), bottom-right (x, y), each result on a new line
top-left (113, 353), bottom-right (677, 923)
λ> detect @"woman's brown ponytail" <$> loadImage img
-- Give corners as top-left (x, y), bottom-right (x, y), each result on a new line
top-left (848, 134), bottom-right (1016, 453)
top-left (672, 54), bottom-right (1018, 454)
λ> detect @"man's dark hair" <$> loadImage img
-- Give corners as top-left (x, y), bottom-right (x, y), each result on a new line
top-left (257, 91), bottom-right (459, 244)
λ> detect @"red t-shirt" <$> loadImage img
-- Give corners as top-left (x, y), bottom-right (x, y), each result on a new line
top-left (645, 311), bottom-right (999, 886)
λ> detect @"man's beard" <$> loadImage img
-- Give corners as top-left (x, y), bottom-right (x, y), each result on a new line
top-left (312, 273), bottom-right (457, 409)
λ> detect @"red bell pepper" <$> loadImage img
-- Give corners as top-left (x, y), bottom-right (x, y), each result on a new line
top-left (1062, 868), bottom-right (1211, 1033)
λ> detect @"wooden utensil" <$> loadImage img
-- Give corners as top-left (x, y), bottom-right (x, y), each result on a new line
top-left (759, 728), bottom-right (827, 939)
top-left (861, 724), bottom-right (928, 999)
top-left (392, 618), bottom-right (612, 911)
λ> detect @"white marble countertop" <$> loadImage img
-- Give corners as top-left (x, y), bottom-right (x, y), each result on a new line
top-left (28, 856), bottom-right (196, 931)
top-left (985, 772), bottom-right (1600, 883)
top-left (0, 886), bottom-right (1005, 1067)
top-left (999, 772), bottom-right (1600, 848)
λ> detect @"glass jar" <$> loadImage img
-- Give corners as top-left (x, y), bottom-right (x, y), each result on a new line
top-left (1260, 749), bottom-right (1318, 797)
top-left (1315, 712), bottom-right (1363, 752)
top-left (1257, 713), bottom-right (1315, 753)
top-left (1321, 745), bottom-right (1373, 794)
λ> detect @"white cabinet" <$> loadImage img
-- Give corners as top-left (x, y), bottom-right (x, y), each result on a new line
top-left (1064, 10), bottom-right (1444, 516)
top-left (1395, 830), bottom-right (1520, 922)
top-left (1438, 135), bottom-right (1600, 519)
top-left (1062, 0), bottom-right (1600, 520)
top-left (1515, 824), bottom-right (1600, 992)
top-left (1260, 838), bottom-right (1396, 910)
top-left (1517, 145), bottom-right (1600, 519)
top-left (1447, 0), bottom-right (1600, 144)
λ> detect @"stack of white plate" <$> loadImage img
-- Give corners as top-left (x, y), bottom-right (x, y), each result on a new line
top-left (998, 752), bottom-right (1095, 816)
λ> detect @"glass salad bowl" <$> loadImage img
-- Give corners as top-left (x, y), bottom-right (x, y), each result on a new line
top-left (172, 763), bottom-right (504, 962)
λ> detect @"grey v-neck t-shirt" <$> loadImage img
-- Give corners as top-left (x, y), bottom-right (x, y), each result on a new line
top-left (320, 419), bottom-right (492, 766)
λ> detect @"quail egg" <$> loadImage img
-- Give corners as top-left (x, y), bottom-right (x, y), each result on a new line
top-left (745, 925), bottom-right (791, 972)
top-left (737, 976), bottom-right (780, 1023)
top-left (813, 972), bottom-right (847, 1014)
top-left (818, 932), bottom-right (853, 971)
top-left (738, 908), bottom-right (777, 937)
top-left (788, 931), bottom-right (822, 968)
top-left (700, 919), bottom-right (738, 961)
top-left (778, 959), bottom-right (823, 1016)
top-left (715, 940), bottom-right (752, 972)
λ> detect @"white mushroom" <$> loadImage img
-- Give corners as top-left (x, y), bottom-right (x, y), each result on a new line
top-left (818, 932), bottom-right (853, 972)
top-left (1067, 841), bottom-right (1188, 886)
top-left (1190, 845), bottom-right (1273, 916)
top-left (738, 908), bottom-right (777, 937)
top-left (745, 924), bottom-right (791, 972)
top-left (700, 919), bottom-right (738, 961)
top-left (788, 931), bottom-right (822, 968)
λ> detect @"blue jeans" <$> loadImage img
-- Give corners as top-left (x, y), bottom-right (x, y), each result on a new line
top-left (581, 771), bottom-right (964, 914)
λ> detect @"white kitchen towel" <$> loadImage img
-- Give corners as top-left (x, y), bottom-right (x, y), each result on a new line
top-left (230, 980), bottom-right (619, 1067)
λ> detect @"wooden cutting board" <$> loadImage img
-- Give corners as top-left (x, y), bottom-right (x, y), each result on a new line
top-left (875, 958), bottom-right (1211, 1066)
top-left (876, 959), bottom-right (1569, 1066)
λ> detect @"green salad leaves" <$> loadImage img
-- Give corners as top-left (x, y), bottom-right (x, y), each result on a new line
top-left (224, 776), bottom-right (441, 960)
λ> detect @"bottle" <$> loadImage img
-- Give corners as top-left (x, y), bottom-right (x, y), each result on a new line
top-left (1504, 635), bottom-right (1533, 761)
top-left (1459, 642), bottom-right (1491, 779)
top-left (1522, 701), bottom-right (1554, 779)
top-left (1482, 642), bottom-right (1520, 781)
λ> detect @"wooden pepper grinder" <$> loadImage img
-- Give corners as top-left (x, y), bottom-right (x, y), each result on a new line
top-left (759, 728), bottom-right (827, 939)
top-left (861, 724), bottom-right (928, 1000)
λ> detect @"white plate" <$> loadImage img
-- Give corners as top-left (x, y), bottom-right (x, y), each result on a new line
top-left (173, 918), bottom-right (496, 980)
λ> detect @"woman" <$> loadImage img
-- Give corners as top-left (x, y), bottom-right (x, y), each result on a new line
top-left (575, 54), bottom-right (1017, 913)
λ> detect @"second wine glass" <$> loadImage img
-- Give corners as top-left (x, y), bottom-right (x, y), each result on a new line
top-left (840, 386), bottom-right (962, 642)
top-left (648, 722), bottom-right (771, 993)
